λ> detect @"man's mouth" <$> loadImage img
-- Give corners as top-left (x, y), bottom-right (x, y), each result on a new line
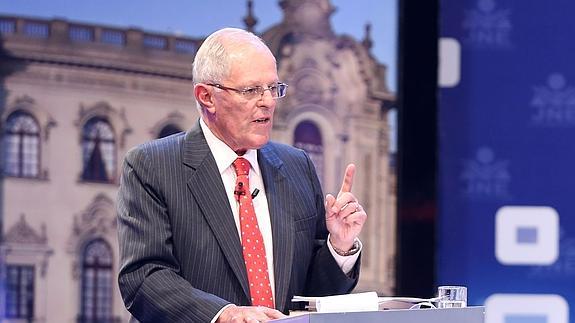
top-left (254, 117), bottom-right (270, 123)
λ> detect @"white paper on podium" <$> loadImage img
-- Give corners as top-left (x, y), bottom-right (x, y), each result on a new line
top-left (378, 296), bottom-right (442, 310)
top-left (292, 292), bottom-right (379, 313)
top-left (292, 293), bottom-right (443, 312)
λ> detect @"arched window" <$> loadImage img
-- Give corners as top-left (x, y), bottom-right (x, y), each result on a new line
top-left (81, 117), bottom-right (115, 182)
top-left (80, 239), bottom-right (113, 323)
top-left (3, 111), bottom-right (40, 178)
top-left (157, 124), bottom-right (182, 139)
top-left (293, 120), bottom-right (324, 183)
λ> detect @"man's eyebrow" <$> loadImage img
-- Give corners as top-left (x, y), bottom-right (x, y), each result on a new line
top-left (240, 81), bottom-right (280, 88)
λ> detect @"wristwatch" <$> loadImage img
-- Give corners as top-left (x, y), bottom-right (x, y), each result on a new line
top-left (332, 240), bottom-right (360, 256)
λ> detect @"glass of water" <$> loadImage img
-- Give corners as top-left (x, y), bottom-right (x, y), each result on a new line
top-left (437, 286), bottom-right (467, 308)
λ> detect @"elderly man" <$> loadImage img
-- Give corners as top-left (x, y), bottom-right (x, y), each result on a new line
top-left (117, 27), bottom-right (367, 323)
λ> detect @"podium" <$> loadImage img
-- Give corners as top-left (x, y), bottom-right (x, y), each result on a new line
top-left (274, 306), bottom-right (485, 322)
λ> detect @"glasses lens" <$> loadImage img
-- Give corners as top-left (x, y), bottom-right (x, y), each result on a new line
top-left (269, 85), bottom-right (279, 98)
top-left (239, 83), bottom-right (287, 99)
top-left (276, 84), bottom-right (287, 98)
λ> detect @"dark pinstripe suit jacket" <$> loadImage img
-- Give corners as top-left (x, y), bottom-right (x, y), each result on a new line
top-left (117, 121), bottom-right (359, 322)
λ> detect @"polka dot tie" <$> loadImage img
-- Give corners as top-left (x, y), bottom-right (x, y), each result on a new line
top-left (232, 157), bottom-right (274, 308)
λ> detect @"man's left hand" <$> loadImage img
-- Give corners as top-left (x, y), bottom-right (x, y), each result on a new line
top-left (325, 163), bottom-right (367, 252)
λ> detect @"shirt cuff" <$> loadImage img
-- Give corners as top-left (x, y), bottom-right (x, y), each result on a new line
top-left (211, 304), bottom-right (235, 323)
top-left (327, 234), bottom-right (362, 275)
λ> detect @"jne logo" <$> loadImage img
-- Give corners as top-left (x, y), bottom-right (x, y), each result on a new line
top-left (462, 0), bottom-right (512, 49)
top-left (531, 73), bottom-right (575, 126)
top-left (460, 147), bottom-right (511, 199)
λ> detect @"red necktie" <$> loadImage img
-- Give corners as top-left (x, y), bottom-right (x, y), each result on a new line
top-left (232, 157), bottom-right (274, 308)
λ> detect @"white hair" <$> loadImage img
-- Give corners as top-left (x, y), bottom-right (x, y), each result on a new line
top-left (192, 28), bottom-right (272, 111)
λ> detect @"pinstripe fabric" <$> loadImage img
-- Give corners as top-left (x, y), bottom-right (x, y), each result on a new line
top-left (117, 120), bottom-right (360, 322)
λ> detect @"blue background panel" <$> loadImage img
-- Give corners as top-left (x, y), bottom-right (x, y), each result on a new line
top-left (438, 0), bottom-right (575, 320)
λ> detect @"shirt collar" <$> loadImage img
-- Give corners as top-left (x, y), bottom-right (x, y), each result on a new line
top-left (199, 118), bottom-right (260, 176)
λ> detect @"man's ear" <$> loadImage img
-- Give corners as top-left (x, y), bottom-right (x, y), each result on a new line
top-left (194, 83), bottom-right (216, 113)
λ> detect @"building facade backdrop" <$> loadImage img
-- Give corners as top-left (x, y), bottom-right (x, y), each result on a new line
top-left (0, 0), bottom-right (396, 321)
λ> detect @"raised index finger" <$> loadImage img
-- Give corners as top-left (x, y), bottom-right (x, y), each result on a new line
top-left (339, 163), bottom-right (356, 195)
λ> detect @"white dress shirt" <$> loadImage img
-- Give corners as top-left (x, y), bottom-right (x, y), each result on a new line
top-left (200, 119), bottom-right (360, 320)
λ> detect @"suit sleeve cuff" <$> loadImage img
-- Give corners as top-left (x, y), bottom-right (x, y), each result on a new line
top-left (327, 234), bottom-right (362, 275)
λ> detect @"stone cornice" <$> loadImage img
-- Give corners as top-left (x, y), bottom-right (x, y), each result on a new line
top-left (0, 15), bottom-right (199, 80)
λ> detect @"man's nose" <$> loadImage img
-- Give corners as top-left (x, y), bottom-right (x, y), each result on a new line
top-left (258, 89), bottom-right (276, 108)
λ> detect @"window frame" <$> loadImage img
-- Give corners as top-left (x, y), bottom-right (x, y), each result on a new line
top-left (5, 264), bottom-right (35, 319)
top-left (79, 239), bottom-right (114, 323)
top-left (293, 120), bottom-right (325, 183)
top-left (3, 110), bottom-right (41, 178)
top-left (81, 116), bottom-right (116, 183)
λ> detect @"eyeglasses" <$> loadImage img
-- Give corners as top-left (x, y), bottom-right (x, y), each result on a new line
top-left (207, 82), bottom-right (288, 100)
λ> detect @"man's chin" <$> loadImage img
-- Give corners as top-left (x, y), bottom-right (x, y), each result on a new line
top-left (250, 136), bottom-right (271, 149)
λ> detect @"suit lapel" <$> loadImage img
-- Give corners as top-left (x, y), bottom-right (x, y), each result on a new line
top-left (183, 121), bottom-right (250, 300)
top-left (258, 145), bottom-right (294, 311)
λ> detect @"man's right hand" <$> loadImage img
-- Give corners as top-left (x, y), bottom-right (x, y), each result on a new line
top-left (216, 305), bottom-right (286, 322)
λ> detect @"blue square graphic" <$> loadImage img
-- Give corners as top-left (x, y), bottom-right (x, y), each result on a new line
top-left (505, 315), bottom-right (547, 323)
top-left (516, 227), bottom-right (538, 244)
